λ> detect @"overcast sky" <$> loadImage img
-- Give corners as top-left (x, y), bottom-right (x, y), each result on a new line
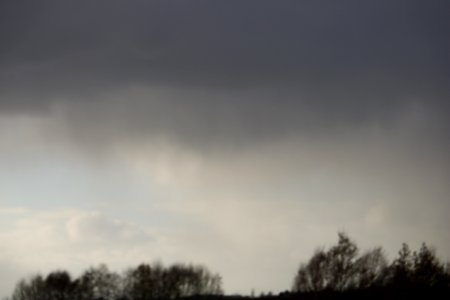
top-left (1, 0), bottom-right (450, 297)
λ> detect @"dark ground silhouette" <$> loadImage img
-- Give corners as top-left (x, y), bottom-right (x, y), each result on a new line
top-left (8, 233), bottom-right (450, 300)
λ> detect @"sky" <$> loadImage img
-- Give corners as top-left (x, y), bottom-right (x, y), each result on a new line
top-left (0, 0), bottom-right (450, 297)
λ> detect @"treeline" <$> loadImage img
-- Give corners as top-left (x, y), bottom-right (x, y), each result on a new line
top-left (10, 263), bottom-right (222, 300)
top-left (8, 233), bottom-right (450, 300)
top-left (292, 233), bottom-right (450, 293)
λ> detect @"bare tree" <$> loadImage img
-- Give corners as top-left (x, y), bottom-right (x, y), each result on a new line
top-left (327, 232), bottom-right (358, 291)
top-left (123, 262), bottom-right (222, 300)
top-left (75, 264), bottom-right (121, 300)
top-left (293, 232), bottom-right (388, 292)
top-left (352, 247), bottom-right (387, 289)
top-left (11, 275), bottom-right (46, 300)
top-left (292, 249), bottom-right (330, 292)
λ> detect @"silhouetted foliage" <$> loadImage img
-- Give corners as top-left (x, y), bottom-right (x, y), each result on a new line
top-left (326, 232), bottom-right (359, 291)
top-left (293, 232), bottom-right (450, 295)
top-left (12, 274), bottom-right (46, 300)
top-left (45, 271), bottom-right (76, 300)
top-left (292, 232), bottom-right (386, 292)
top-left (389, 242), bottom-right (414, 287)
top-left (412, 243), bottom-right (447, 288)
top-left (75, 264), bottom-right (121, 300)
top-left (11, 262), bottom-right (222, 300)
top-left (123, 262), bottom-right (222, 300)
top-left (292, 249), bottom-right (330, 292)
top-left (352, 247), bottom-right (387, 289)
top-left (10, 234), bottom-right (450, 300)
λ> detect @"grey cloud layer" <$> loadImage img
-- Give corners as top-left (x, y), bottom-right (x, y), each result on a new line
top-left (1, 1), bottom-right (449, 94)
top-left (0, 0), bottom-right (449, 148)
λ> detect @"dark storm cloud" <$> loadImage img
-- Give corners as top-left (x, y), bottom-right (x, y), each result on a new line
top-left (1, 3), bottom-right (450, 295)
top-left (0, 0), bottom-right (449, 144)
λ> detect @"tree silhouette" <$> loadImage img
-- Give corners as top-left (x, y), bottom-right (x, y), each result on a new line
top-left (327, 232), bottom-right (359, 291)
top-left (293, 234), bottom-right (450, 296)
top-left (352, 247), bottom-right (387, 289)
top-left (75, 264), bottom-right (121, 300)
top-left (12, 271), bottom-right (77, 300)
top-left (123, 262), bottom-right (222, 300)
top-left (292, 232), bottom-right (367, 292)
top-left (292, 249), bottom-right (330, 292)
top-left (11, 275), bottom-right (46, 300)
top-left (9, 236), bottom-right (450, 300)
top-left (123, 264), bottom-right (156, 300)
top-left (44, 271), bottom-right (75, 300)
top-left (389, 243), bottom-right (414, 288)
top-left (10, 262), bottom-right (222, 300)
top-left (412, 243), bottom-right (446, 288)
